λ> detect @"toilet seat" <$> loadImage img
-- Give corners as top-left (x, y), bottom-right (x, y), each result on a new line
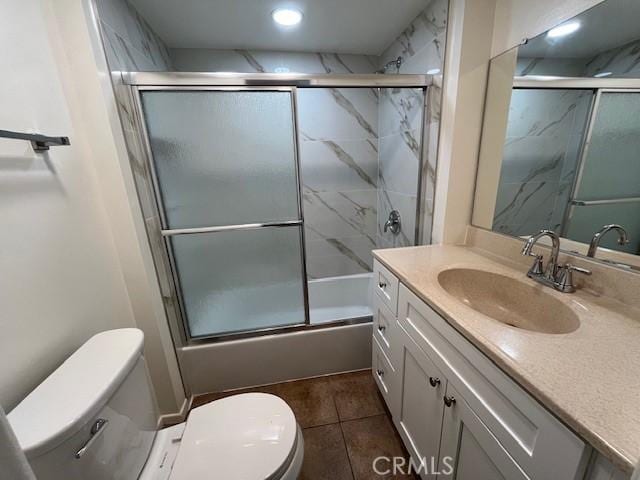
top-left (169, 393), bottom-right (301, 479)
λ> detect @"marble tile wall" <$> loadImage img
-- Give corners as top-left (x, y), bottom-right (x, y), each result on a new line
top-left (376, 88), bottom-right (424, 248)
top-left (298, 88), bottom-right (379, 278)
top-left (492, 89), bottom-right (593, 236)
top-left (584, 38), bottom-right (640, 78)
top-left (378, 0), bottom-right (448, 75)
top-left (93, 0), bottom-right (185, 345)
top-left (169, 49), bottom-right (377, 74)
top-left (94, 0), bottom-right (449, 279)
top-left (377, 0), bottom-right (448, 247)
top-left (96, 0), bottom-right (172, 71)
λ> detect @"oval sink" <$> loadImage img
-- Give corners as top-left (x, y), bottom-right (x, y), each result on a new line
top-left (437, 268), bottom-right (580, 334)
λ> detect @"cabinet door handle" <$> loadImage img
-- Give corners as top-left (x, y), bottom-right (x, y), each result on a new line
top-left (377, 325), bottom-right (386, 333)
top-left (443, 395), bottom-right (456, 408)
top-left (378, 281), bottom-right (387, 289)
top-left (429, 377), bottom-right (441, 388)
top-left (376, 369), bottom-right (385, 377)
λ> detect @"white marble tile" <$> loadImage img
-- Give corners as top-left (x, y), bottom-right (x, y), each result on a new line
top-left (306, 253), bottom-right (370, 279)
top-left (584, 39), bottom-right (640, 78)
top-left (300, 138), bottom-right (378, 192)
top-left (297, 88), bottom-right (378, 141)
top-left (377, 190), bottom-right (417, 247)
top-left (379, 129), bottom-right (421, 196)
top-left (169, 48), bottom-right (377, 74)
top-left (500, 135), bottom-right (568, 185)
top-left (305, 234), bottom-right (375, 278)
top-left (303, 189), bottom-right (377, 241)
top-left (378, 88), bottom-right (424, 137)
top-left (493, 180), bottom-right (560, 233)
top-left (506, 89), bottom-right (592, 138)
top-left (379, 0), bottom-right (448, 73)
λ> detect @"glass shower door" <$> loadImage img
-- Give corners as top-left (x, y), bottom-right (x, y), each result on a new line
top-left (565, 91), bottom-right (640, 254)
top-left (139, 89), bottom-right (307, 338)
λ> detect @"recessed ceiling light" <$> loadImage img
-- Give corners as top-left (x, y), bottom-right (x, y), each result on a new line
top-left (426, 68), bottom-right (441, 75)
top-left (547, 21), bottom-right (580, 38)
top-left (272, 8), bottom-right (303, 27)
top-left (594, 71), bottom-right (612, 78)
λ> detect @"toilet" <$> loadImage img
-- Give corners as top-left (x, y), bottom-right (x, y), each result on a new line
top-left (7, 328), bottom-right (304, 479)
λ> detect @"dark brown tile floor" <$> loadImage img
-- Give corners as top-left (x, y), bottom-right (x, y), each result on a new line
top-left (192, 369), bottom-right (416, 479)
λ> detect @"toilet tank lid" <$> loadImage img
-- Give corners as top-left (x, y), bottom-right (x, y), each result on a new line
top-left (8, 328), bottom-right (144, 457)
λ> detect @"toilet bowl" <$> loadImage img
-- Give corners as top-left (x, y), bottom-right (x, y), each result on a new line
top-left (8, 328), bottom-right (304, 480)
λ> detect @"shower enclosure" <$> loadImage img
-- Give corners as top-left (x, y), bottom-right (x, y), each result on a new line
top-left (127, 72), bottom-right (431, 342)
top-left (492, 79), bottom-right (640, 254)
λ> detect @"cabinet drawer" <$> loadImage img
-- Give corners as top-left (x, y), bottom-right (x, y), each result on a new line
top-left (373, 294), bottom-right (398, 367)
top-left (372, 336), bottom-right (399, 417)
top-left (373, 260), bottom-right (399, 315)
top-left (397, 284), bottom-right (589, 480)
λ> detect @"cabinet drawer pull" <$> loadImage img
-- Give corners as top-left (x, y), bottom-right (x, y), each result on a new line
top-left (429, 377), bottom-right (441, 388)
top-left (376, 369), bottom-right (385, 377)
top-left (378, 281), bottom-right (387, 289)
top-left (443, 395), bottom-right (456, 408)
top-left (377, 325), bottom-right (386, 333)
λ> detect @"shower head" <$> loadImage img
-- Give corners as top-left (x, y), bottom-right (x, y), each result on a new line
top-left (376, 56), bottom-right (403, 74)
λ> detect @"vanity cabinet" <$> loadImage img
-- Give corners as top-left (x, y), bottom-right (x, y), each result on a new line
top-left (371, 260), bottom-right (592, 480)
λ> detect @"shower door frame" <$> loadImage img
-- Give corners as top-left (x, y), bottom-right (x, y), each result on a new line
top-left (126, 72), bottom-right (433, 345)
top-left (562, 88), bottom-right (640, 238)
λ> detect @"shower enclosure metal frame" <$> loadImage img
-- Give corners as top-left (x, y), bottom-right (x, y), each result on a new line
top-left (125, 72), bottom-right (433, 345)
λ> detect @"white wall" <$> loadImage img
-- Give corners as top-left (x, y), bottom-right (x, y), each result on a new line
top-left (0, 0), bottom-right (135, 410)
top-left (49, 0), bottom-right (187, 417)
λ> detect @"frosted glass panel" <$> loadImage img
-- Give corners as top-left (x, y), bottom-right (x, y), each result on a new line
top-left (171, 227), bottom-right (306, 337)
top-left (141, 90), bottom-right (299, 229)
top-left (576, 92), bottom-right (640, 201)
top-left (566, 203), bottom-right (640, 255)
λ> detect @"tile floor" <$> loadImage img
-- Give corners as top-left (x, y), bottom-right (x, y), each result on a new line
top-left (192, 369), bottom-right (416, 479)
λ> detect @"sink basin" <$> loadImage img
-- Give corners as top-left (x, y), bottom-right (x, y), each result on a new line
top-left (437, 268), bottom-right (580, 334)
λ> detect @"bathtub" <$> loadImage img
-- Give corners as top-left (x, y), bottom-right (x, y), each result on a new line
top-left (307, 273), bottom-right (373, 324)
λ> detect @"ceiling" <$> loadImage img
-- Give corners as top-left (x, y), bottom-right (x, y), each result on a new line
top-left (519, 0), bottom-right (640, 58)
top-left (129, 0), bottom-right (430, 55)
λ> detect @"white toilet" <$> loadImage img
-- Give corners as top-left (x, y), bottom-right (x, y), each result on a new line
top-left (8, 328), bottom-right (304, 479)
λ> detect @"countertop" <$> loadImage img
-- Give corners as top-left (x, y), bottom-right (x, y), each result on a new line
top-left (373, 244), bottom-right (640, 474)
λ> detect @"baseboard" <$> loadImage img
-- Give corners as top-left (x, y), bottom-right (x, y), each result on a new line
top-left (157, 395), bottom-right (193, 428)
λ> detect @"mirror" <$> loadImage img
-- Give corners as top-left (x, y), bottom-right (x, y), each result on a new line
top-left (473, 0), bottom-right (640, 272)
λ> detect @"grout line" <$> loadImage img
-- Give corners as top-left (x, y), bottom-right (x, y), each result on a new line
top-left (335, 395), bottom-right (357, 480)
top-left (339, 412), bottom-right (388, 424)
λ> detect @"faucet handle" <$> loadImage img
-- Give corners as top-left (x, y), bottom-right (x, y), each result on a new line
top-left (564, 264), bottom-right (592, 276)
top-left (555, 263), bottom-right (592, 293)
top-left (527, 253), bottom-right (544, 276)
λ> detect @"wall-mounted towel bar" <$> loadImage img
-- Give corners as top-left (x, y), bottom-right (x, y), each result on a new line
top-left (0, 129), bottom-right (70, 152)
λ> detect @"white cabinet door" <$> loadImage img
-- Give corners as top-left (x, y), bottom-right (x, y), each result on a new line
top-left (437, 385), bottom-right (529, 480)
top-left (396, 325), bottom-right (447, 479)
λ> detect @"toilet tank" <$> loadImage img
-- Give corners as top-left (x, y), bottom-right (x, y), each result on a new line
top-left (8, 328), bottom-right (158, 480)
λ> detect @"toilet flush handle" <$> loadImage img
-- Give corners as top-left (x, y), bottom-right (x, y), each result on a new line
top-left (75, 418), bottom-right (109, 459)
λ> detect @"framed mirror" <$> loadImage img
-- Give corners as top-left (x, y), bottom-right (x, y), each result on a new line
top-left (473, 0), bottom-right (640, 272)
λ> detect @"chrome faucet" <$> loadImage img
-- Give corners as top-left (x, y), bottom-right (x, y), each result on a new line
top-left (521, 230), bottom-right (561, 280)
top-left (521, 229), bottom-right (591, 293)
top-left (383, 210), bottom-right (401, 235)
top-left (587, 224), bottom-right (630, 257)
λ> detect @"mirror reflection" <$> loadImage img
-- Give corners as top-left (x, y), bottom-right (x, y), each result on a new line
top-left (473, 0), bottom-right (640, 271)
